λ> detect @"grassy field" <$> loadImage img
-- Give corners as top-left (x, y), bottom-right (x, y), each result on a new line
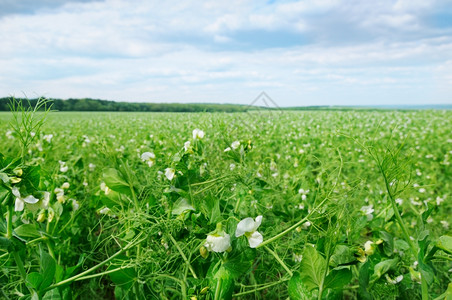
top-left (1, 108), bottom-right (451, 299)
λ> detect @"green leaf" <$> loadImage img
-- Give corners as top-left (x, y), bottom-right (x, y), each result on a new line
top-left (172, 198), bottom-right (195, 215)
top-left (103, 168), bottom-right (132, 196)
top-left (325, 288), bottom-right (343, 300)
top-left (223, 247), bottom-right (255, 278)
top-left (0, 236), bottom-right (12, 251)
top-left (394, 239), bottom-right (410, 252)
top-left (26, 272), bottom-right (43, 290)
top-left (54, 264), bottom-right (64, 283)
top-left (418, 259), bottom-right (434, 285)
top-left (299, 245), bottom-right (326, 291)
top-left (0, 185), bottom-right (10, 205)
top-left (324, 268), bottom-right (352, 290)
top-left (64, 254), bottom-right (85, 279)
top-left (107, 256), bottom-right (136, 291)
top-left (437, 235), bottom-right (452, 254)
top-left (14, 224), bottom-right (41, 238)
top-left (358, 260), bottom-right (372, 300)
top-left (42, 288), bottom-right (62, 300)
top-left (371, 258), bottom-right (398, 281)
top-left (329, 245), bottom-right (355, 267)
top-left (22, 165), bottom-right (41, 191)
top-left (40, 251), bottom-right (56, 290)
top-left (211, 266), bottom-right (234, 300)
top-left (288, 272), bottom-right (313, 300)
top-left (0, 172), bottom-right (10, 184)
top-left (379, 231), bottom-right (394, 257)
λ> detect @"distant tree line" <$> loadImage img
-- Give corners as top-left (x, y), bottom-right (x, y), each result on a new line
top-left (0, 97), bottom-right (250, 113)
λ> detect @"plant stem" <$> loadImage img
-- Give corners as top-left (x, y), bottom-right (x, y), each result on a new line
top-left (6, 206), bottom-right (13, 239)
top-left (264, 246), bottom-right (292, 276)
top-left (379, 162), bottom-right (416, 253)
top-left (257, 198), bottom-right (328, 249)
top-left (167, 233), bottom-right (198, 279)
top-left (75, 265), bottom-right (130, 281)
top-left (42, 233), bottom-right (144, 292)
top-left (214, 277), bottom-right (221, 300)
top-left (373, 152), bottom-right (428, 300)
top-left (257, 152), bottom-right (342, 249)
top-left (45, 240), bottom-right (55, 259)
top-left (233, 278), bottom-right (289, 297)
top-left (12, 251), bottom-right (33, 294)
top-left (155, 274), bottom-right (186, 300)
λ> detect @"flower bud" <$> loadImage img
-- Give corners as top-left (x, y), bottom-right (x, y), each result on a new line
top-left (200, 246), bottom-right (209, 259)
top-left (364, 240), bottom-right (375, 256)
top-left (37, 211), bottom-right (46, 223)
top-left (47, 207), bottom-right (55, 223)
top-left (13, 168), bottom-right (23, 176)
top-left (10, 177), bottom-right (22, 183)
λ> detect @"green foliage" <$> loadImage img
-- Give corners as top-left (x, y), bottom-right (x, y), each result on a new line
top-left (1, 107), bottom-right (451, 299)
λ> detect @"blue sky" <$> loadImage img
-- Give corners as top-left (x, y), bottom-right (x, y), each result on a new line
top-left (0, 0), bottom-right (451, 106)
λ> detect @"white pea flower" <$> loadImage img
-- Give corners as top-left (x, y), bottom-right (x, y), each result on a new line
top-left (386, 274), bottom-right (403, 284)
top-left (301, 221), bottom-right (311, 230)
top-left (54, 188), bottom-right (65, 203)
top-left (360, 205), bottom-right (374, 221)
top-left (436, 196), bottom-right (444, 205)
top-left (59, 161), bottom-right (68, 173)
top-left (192, 129), bottom-right (205, 140)
top-left (62, 182), bottom-right (70, 189)
top-left (184, 141), bottom-right (191, 152)
top-left (88, 163), bottom-right (96, 172)
top-left (99, 207), bottom-right (111, 215)
top-left (364, 240), bottom-right (375, 255)
top-left (12, 187), bottom-right (40, 212)
top-left (71, 199), bottom-right (80, 211)
top-left (100, 182), bottom-right (111, 195)
top-left (235, 215), bottom-right (263, 248)
top-left (141, 152), bottom-right (156, 167)
top-left (231, 141), bottom-right (240, 150)
top-left (6, 130), bottom-right (14, 139)
top-left (204, 232), bottom-right (231, 253)
top-left (43, 134), bottom-right (53, 143)
top-left (165, 168), bottom-right (175, 181)
top-left (293, 253), bottom-right (303, 263)
top-left (440, 220), bottom-right (450, 230)
top-left (224, 147), bottom-right (231, 152)
top-left (12, 187), bottom-right (50, 211)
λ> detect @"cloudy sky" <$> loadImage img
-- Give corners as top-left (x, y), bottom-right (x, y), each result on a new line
top-left (0, 0), bottom-right (451, 106)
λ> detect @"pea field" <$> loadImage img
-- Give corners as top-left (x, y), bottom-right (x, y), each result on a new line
top-left (1, 103), bottom-right (451, 299)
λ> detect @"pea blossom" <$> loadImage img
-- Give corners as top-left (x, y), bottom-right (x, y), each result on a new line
top-left (184, 141), bottom-right (191, 152)
top-left (360, 205), bottom-right (374, 221)
top-left (364, 240), bottom-right (375, 255)
top-left (204, 232), bottom-right (231, 253)
top-left (141, 152), bottom-right (156, 167)
top-left (59, 161), bottom-right (68, 173)
top-left (231, 141), bottom-right (240, 150)
top-left (165, 168), bottom-right (175, 181)
top-left (192, 129), bottom-right (205, 140)
top-left (235, 215), bottom-right (263, 248)
top-left (13, 187), bottom-right (49, 212)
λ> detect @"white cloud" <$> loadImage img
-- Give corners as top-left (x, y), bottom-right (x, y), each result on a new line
top-left (0, 0), bottom-right (451, 105)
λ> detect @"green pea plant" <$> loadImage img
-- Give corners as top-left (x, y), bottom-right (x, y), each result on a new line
top-left (1, 99), bottom-right (451, 300)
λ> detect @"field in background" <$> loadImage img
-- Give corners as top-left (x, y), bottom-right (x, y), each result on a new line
top-left (1, 110), bottom-right (451, 299)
